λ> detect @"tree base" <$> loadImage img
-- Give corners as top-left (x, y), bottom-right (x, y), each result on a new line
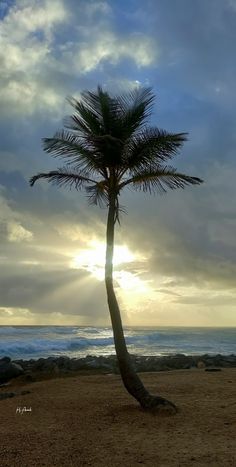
top-left (141, 395), bottom-right (178, 415)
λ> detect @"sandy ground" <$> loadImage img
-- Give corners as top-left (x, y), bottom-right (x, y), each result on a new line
top-left (0, 368), bottom-right (236, 467)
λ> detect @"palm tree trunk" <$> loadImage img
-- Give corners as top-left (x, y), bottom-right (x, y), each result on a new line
top-left (105, 193), bottom-right (177, 413)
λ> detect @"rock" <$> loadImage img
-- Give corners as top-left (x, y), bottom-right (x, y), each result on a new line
top-left (0, 357), bottom-right (11, 364)
top-left (56, 356), bottom-right (71, 369)
top-left (212, 354), bottom-right (225, 367)
top-left (24, 371), bottom-right (36, 382)
top-left (31, 358), bottom-right (46, 371)
top-left (0, 382), bottom-right (10, 388)
top-left (52, 364), bottom-right (60, 375)
top-left (197, 361), bottom-right (206, 369)
top-left (5, 353), bottom-right (236, 378)
top-left (41, 360), bottom-right (58, 372)
top-left (68, 359), bottom-right (83, 371)
top-left (131, 355), bottom-right (195, 372)
top-left (0, 390), bottom-right (30, 401)
top-left (0, 358), bottom-right (24, 384)
top-left (0, 392), bottom-right (16, 400)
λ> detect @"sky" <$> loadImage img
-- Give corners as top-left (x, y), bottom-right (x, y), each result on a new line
top-left (0, 0), bottom-right (236, 327)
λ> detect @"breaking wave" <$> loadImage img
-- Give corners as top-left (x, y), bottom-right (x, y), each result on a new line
top-left (0, 326), bottom-right (236, 359)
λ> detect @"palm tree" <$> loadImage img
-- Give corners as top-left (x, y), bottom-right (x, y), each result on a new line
top-left (30, 86), bottom-right (203, 414)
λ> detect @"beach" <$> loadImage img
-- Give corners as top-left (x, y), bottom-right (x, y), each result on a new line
top-left (0, 368), bottom-right (236, 466)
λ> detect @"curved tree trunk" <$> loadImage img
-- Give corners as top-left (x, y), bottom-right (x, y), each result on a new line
top-left (105, 193), bottom-right (177, 413)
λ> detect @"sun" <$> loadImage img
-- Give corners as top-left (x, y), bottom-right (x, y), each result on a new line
top-left (71, 240), bottom-right (153, 304)
top-left (72, 240), bottom-right (135, 280)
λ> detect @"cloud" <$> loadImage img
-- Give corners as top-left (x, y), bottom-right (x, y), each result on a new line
top-left (226, 0), bottom-right (236, 12)
top-left (0, 307), bottom-right (31, 317)
top-left (0, 187), bottom-right (34, 244)
top-left (146, 0), bottom-right (236, 110)
top-left (0, 0), bottom-right (68, 116)
top-left (0, 307), bottom-right (33, 326)
top-left (0, 0), bottom-right (156, 118)
top-left (1, 0), bottom-right (67, 40)
top-left (81, 1), bottom-right (111, 17)
top-left (72, 32), bottom-right (157, 73)
top-left (7, 222), bottom-right (33, 243)
top-left (0, 260), bottom-right (110, 323)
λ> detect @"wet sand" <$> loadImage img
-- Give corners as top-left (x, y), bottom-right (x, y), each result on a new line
top-left (0, 368), bottom-right (236, 466)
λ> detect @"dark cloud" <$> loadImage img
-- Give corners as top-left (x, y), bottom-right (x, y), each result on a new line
top-left (0, 261), bottom-right (109, 320)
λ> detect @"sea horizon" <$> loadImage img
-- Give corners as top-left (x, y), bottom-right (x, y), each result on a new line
top-left (1, 324), bottom-right (236, 328)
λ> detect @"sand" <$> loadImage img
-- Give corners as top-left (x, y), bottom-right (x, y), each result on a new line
top-left (0, 368), bottom-right (236, 466)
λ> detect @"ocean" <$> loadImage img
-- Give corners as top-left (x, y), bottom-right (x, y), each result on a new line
top-left (0, 326), bottom-right (236, 361)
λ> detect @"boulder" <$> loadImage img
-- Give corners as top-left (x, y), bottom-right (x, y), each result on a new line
top-left (197, 361), bottom-right (206, 369)
top-left (24, 371), bottom-right (36, 382)
top-left (0, 357), bottom-right (24, 383)
top-left (55, 356), bottom-right (71, 370)
top-left (0, 390), bottom-right (30, 401)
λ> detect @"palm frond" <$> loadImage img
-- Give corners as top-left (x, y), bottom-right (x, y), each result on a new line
top-left (29, 169), bottom-right (96, 190)
top-left (117, 87), bottom-right (154, 115)
top-left (81, 86), bottom-right (110, 119)
top-left (68, 86), bottom-right (119, 136)
top-left (65, 97), bottom-right (102, 135)
top-left (69, 86), bottom-right (155, 141)
top-left (85, 180), bottom-right (108, 207)
top-left (116, 87), bottom-right (155, 138)
top-left (43, 130), bottom-right (90, 158)
top-left (30, 85), bottom-right (203, 217)
top-left (42, 130), bottom-right (108, 177)
top-left (124, 129), bottom-right (188, 169)
top-left (92, 86), bottom-right (115, 133)
top-left (114, 202), bottom-right (127, 225)
top-left (120, 166), bottom-right (203, 194)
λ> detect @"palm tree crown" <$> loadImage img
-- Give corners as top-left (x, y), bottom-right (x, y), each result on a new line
top-left (30, 86), bottom-right (203, 220)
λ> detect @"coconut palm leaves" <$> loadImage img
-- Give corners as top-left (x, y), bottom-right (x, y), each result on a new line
top-left (30, 85), bottom-right (203, 217)
top-left (120, 166), bottom-right (202, 194)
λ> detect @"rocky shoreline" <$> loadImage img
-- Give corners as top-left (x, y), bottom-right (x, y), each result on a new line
top-left (1, 353), bottom-right (236, 385)
top-left (0, 354), bottom-right (236, 382)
